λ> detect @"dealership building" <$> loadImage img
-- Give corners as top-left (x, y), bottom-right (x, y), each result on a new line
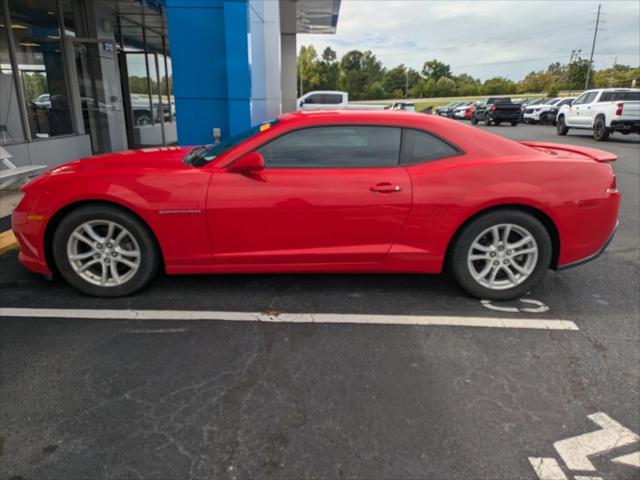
top-left (0, 0), bottom-right (340, 169)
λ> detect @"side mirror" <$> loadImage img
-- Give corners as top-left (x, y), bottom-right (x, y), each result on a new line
top-left (299, 99), bottom-right (305, 107)
top-left (227, 151), bottom-right (265, 173)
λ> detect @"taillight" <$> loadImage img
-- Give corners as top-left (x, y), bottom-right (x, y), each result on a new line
top-left (491, 104), bottom-right (496, 112)
top-left (615, 102), bottom-right (623, 116)
top-left (607, 172), bottom-right (617, 193)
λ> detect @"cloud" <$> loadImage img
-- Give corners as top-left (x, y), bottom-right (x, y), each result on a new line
top-left (299, 0), bottom-right (640, 80)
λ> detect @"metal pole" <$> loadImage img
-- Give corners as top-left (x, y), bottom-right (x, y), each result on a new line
top-left (585, 4), bottom-right (601, 90)
top-left (141, 4), bottom-right (154, 125)
top-left (405, 70), bottom-right (408, 98)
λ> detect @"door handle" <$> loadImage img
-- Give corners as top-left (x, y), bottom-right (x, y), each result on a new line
top-left (370, 183), bottom-right (402, 193)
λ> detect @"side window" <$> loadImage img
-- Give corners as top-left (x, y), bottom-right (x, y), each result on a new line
top-left (304, 94), bottom-right (322, 104)
top-left (400, 129), bottom-right (461, 165)
top-left (573, 93), bottom-right (588, 105)
top-left (322, 94), bottom-right (343, 104)
top-left (583, 92), bottom-right (598, 104)
top-left (258, 126), bottom-right (402, 168)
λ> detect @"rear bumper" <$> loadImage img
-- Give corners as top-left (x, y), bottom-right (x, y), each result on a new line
top-left (557, 221), bottom-right (617, 271)
top-left (490, 111), bottom-right (521, 121)
top-left (610, 119), bottom-right (640, 132)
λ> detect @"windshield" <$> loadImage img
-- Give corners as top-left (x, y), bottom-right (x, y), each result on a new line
top-left (185, 120), bottom-right (278, 167)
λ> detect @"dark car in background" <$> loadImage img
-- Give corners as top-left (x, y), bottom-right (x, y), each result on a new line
top-left (471, 97), bottom-right (521, 126)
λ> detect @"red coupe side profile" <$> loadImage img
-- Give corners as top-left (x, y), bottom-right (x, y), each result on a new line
top-left (12, 110), bottom-right (619, 299)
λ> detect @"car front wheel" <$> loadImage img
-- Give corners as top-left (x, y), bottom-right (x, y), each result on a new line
top-left (53, 205), bottom-right (159, 297)
top-left (449, 210), bottom-right (552, 300)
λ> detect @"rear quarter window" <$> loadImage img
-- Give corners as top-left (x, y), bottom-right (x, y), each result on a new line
top-left (400, 129), bottom-right (462, 165)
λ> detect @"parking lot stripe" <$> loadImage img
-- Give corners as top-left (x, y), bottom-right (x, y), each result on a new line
top-left (0, 308), bottom-right (579, 331)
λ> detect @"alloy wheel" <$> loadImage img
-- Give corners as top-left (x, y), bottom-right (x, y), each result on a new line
top-left (66, 219), bottom-right (141, 287)
top-left (466, 223), bottom-right (538, 290)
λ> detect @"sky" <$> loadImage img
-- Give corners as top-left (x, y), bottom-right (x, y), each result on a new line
top-left (300, 0), bottom-right (640, 81)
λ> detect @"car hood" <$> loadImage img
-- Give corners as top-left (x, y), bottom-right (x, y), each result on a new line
top-left (60, 146), bottom-right (191, 171)
top-left (22, 146), bottom-right (195, 192)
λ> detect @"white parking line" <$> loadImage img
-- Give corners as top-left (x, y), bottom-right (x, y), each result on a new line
top-left (0, 307), bottom-right (579, 331)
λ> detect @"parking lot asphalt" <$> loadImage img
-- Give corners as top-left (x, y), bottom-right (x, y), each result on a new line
top-left (1, 124), bottom-right (638, 480)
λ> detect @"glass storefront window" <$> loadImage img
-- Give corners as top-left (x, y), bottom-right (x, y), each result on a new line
top-left (10, 0), bottom-right (73, 139)
top-left (0, 2), bottom-right (25, 144)
top-left (118, 9), bottom-right (175, 147)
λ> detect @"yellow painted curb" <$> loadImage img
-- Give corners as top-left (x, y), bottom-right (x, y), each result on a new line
top-left (0, 230), bottom-right (18, 255)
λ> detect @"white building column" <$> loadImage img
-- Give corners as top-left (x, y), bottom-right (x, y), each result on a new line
top-left (279, 0), bottom-right (297, 113)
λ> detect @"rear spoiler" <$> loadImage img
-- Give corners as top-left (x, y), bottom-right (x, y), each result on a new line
top-left (520, 141), bottom-right (617, 162)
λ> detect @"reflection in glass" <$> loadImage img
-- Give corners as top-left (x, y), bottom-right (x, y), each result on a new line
top-left (9, 0), bottom-right (73, 139)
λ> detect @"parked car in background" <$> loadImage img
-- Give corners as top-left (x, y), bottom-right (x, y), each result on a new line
top-left (471, 97), bottom-right (521, 126)
top-left (389, 101), bottom-right (416, 112)
top-left (297, 91), bottom-right (385, 111)
top-left (32, 93), bottom-right (51, 108)
top-left (14, 110), bottom-right (619, 301)
top-left (523, 98), bottom-right (575, 125)
top-left (436, 102), bottom-right (462, 116)
top-left (542, 98), bottom-right (575, 126)
top-left (453, 102), bottom-right (477, 120)
top-left (523, 98), bottom-right (560, 124)
top-left (557, 88), bottom-right (640, 141)
top-left (448, 101), bottom-right (472, 118)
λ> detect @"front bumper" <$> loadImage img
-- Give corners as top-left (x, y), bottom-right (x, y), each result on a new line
top-left (523, 111), bottom-right (542, 121)
top-left (12, 204), bottom-right (52, 276)
top-left (557, 221), bottom-right (618, 270)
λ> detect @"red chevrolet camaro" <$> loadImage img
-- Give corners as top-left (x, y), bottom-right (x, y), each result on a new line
top-left (12, 110), bottom-right (619, 299)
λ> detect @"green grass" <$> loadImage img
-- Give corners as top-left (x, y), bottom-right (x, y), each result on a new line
top-left (352, 91), bottom-right (582, 111)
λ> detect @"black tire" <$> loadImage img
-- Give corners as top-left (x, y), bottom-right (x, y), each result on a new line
top-left (495, 120), bottom-right (502, 125)
top-left (449, 209), bottom-right (552, 301)
top-left (470, 116), bottom-right (478, 125)
top-left (510, 120), bottom-right (518, 126)
top-left (539, 113), bottom-right (549, 125)
top-left (593, 116), bottom-right (610, 141)
top-left (52, 204), bottom-right (159, 297)
top-left (556, 115), bottom-right (569, 135)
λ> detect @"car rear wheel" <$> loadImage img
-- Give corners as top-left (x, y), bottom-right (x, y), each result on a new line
top-left (53, 205), bottom-right (159, 297)
top-left (484, 116), bottom-right (492, 126)
top-left (593, 117), bottom-right (610, 141)
top-left (510, 120), bottom-right (518, 126)
top-left (470, 116), bottom-right (478, 125)
top-left (556, 116), bottom-right (569, 135)
top-left (449, 210), bottom-right (552, 300)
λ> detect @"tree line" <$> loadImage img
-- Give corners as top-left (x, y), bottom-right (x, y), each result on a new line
top-left (298, 46), bottom-right (640, 100)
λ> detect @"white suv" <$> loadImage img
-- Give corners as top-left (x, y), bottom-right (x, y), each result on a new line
top-left (523, 97), bottom-right (574, 125)
top-left (556, 88), bottom-right (640, 141)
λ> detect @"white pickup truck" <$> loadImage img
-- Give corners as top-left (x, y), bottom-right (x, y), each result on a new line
top-left (556, 88), bottom-right (640, 141)
top-left (296, 91), bottom-right (386, 111)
